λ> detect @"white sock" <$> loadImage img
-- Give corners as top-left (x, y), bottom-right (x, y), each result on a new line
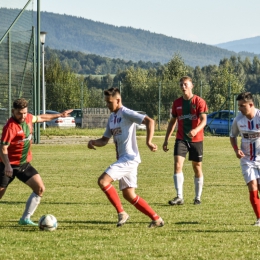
top-left (194, 176), bottom-right (204, 200)
top-left (21, 192), bottom-right (41, 219)
top-left (173, 173), bottom-right (184, 199)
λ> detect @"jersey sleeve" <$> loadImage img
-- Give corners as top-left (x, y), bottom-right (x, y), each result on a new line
top-left (123, 109), bottom-right (145, 124)
top-left (1, 125), bottom-right (15, 146)
top-left (103, 118), bottom-right (112, 139)
top-left (230, 117), bottom-right (240, 138)
top-left (198, 98), bottom-right (208, 114)
top-left (32, 115), bottom-right (38, 123)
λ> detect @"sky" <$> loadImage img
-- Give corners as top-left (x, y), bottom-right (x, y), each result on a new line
top-left (3, 0), bottom-right (260, 45)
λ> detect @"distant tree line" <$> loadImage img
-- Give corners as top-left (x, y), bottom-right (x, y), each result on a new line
top-left (44, 52), bottom-right (260, 121)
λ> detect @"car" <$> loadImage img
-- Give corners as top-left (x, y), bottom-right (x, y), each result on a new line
top-left (69, 109), bottom-right (83, 127)
top-left (40, 110), bottom-right (76, 128)
top-left (205, 110), bottom-right (235, 135)
top-left (135, 111), bottom-right (147, 130)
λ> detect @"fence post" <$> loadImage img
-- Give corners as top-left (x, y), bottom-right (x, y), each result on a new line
top-left (158, 81), bottom-right (161, 131)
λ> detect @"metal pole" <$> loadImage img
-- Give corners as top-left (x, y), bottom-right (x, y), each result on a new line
top-left (158, 81), bottom-right (161, 131)
top-left (42, 43), bottom-right (46, 129)
top-left (200, 80), bottom-right (202, 98)
top-left (228, 81), bottom-right (231, 134)
top-left (36, 0), bottom-right (41, 143)
top-left (8, 32), bottom-right (11, 117)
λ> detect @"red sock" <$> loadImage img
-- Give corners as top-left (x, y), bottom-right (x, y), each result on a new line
top-left (131, 195), bottom-right (159, 220)
top-left (102, 184), bottom-right (124, 213)
top-left (249, 190), bottom-right (260, 218)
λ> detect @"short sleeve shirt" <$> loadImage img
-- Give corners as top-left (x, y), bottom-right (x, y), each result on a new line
top-left (172, 95), bottom-right (208, 142)
top-left (103, 106), bottom-right (145, 162)
top-left (0, 114), bottom-right (35, 165)
top-left (230, 109), bottom-right (260, 167)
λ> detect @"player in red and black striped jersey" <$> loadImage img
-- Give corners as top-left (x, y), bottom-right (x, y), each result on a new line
top-left (163, 76), bottom-right (208, 206)
top-left (0, 98), bottom-right (72, 226)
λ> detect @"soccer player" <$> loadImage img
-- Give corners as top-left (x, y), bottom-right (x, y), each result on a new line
top-left (88, 87), bottom-right (164, 228)
top-left (163, 76), bottom-right (208, 205)
top-left (0, 98), bottom-right (73, 226)
top-left (230, 92), bottom-right (260, 226)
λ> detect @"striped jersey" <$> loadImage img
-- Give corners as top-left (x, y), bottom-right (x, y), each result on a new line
top-left (230, 109), bottom-right (260, 166)
top-left (103, 106), bottom-right (145, 162)
top-left (1, 114), bottom-right (35, 165)
top-left (172, 95), bottom-right (208, 142)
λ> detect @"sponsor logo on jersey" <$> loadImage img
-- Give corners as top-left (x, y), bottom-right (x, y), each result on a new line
top-left (177, 106), bottom-right (182, 110)
top-left (111, 127), bottom-right (122, 136)
top-left (17, 130), bottom-right (23, 134)
top-left (18, 134), bottom-right (32, 143)
top-left (192, 105), bottom-right (196, 109)
top-left (243, 132), bottom-right (260, 139)
top-left (239, 125), bottom-right (247, 128)
top-left (178, 114), bottom-right (197, 120)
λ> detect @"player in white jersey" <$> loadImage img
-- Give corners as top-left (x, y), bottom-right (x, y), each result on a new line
top-left (230, 92), bottom-right (260, 226)
top-left (88, 87), bottom-right (164, 228)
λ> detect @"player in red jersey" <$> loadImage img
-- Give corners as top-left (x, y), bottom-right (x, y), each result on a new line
top-left (0, 98), bottom-right (73, 226)
top-left (163, 76), bottom-right (208, 205)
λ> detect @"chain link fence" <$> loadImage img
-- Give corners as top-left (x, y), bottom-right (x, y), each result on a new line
top-left (0, 1), bottom-right (35, 127)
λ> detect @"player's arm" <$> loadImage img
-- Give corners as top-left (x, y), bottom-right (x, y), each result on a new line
top-left (230, 136), bottom-right (244, 159)
top-left (142, 116), bottom-right (157, 152)
top-left (230, 118), bottom-right (244, 159)
top-left (36, 109), bottom-right (73, 123)
top-left (0, 144), bottom-right (13, 177)
top-left (163, 117), bottom-right (177, 152)
top-left (88, 136), bottom-right (110, 150)
top-left (188, 113), bottom-right (207, 138)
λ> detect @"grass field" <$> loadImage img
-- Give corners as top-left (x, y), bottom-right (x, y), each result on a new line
top-left (0, 136), bottom-right (259, 260)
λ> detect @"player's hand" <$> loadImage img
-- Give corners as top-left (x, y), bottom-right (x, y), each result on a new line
top-left (60, 109), bottom-right (73, 117)
top-left (88, 140), bottom-right (96, 150)
top-left (147, 142), bottom-right (157, 152)
top-left (4, 164), bottom-right (13, 177)
top-left (187, 129), bottom-right (197, 138)
top-left (162, 141), bottom-right (169, 152)
top-left (235, 149), bottom-right (245, 159)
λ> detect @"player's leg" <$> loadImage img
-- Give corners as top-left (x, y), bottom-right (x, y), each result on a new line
top-left (189, 141), bottom-right (204, 204)
top-left (16, 164), bottom-right (44, 226)
top-left (169, 140), bottom-right (187, 205)
top-left (242, 166), bottom-right (260, 226)
top-left (121, 187), bottom-right (164, 228)
top-left (0, 162), bottom-right (15, 199)
top-left (98, 172), bottom-right (124, 214)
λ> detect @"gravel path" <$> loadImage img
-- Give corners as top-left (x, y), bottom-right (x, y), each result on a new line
top-left (39, 136), bottom-right (115, 144)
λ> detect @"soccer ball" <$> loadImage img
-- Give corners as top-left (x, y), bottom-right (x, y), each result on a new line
top-left (38, 214), bottom-right (58, 231)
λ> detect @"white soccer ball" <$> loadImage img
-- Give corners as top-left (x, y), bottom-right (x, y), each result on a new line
top-left (38, 214), bottom-right (58, 231)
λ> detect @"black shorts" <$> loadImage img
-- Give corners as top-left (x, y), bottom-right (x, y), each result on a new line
top-left (0, 162), bottom-right (38, 188)
top-left (174, 139), bottom-right (203, 162)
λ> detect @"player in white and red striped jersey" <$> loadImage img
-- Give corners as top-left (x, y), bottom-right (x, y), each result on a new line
top-left (230, 92), bottom-right (260, 226)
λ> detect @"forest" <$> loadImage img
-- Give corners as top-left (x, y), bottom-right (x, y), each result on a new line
top-left (44, 52), bottom-right (260, 121)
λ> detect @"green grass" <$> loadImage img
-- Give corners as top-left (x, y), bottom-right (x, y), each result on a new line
top-left (0, 136), bottom-right (259, 259)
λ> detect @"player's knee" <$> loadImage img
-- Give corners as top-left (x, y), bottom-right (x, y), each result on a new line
top-left (35, 184), bottom-right (45, 196)
top-left (0, 187), bottom-right (6, 199)
top-left (97, 176), bottom-right (106, 188)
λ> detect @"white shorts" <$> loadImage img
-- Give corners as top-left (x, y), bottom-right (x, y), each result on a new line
top-left (105, 158), bottom-right (139, 191)
top-left (241, 165), bottom-right (260, 184)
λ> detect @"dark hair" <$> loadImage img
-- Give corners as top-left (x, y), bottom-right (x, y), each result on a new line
top-left (13, 98), bottom-right (28, 109)
top-left (179, 76), bottom-right (193, 83)
top-left (236, 92), bottom-right (253, 103)
top-left (104, 87), bottom-right (121, 97)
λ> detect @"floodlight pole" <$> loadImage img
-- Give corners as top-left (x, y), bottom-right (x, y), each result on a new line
top-left (40, 31), bottom-right (47, 129)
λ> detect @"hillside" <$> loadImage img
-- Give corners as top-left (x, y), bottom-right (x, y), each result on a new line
top-left (1, 8), bottom-right (260, 68)
top-left (36, 11), bottom-right (260, 67)
top-left (216, 36), bottom-right (260, 54)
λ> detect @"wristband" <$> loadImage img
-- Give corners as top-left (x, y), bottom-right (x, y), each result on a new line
top-left (233, 145), bottom-right (238, 151)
